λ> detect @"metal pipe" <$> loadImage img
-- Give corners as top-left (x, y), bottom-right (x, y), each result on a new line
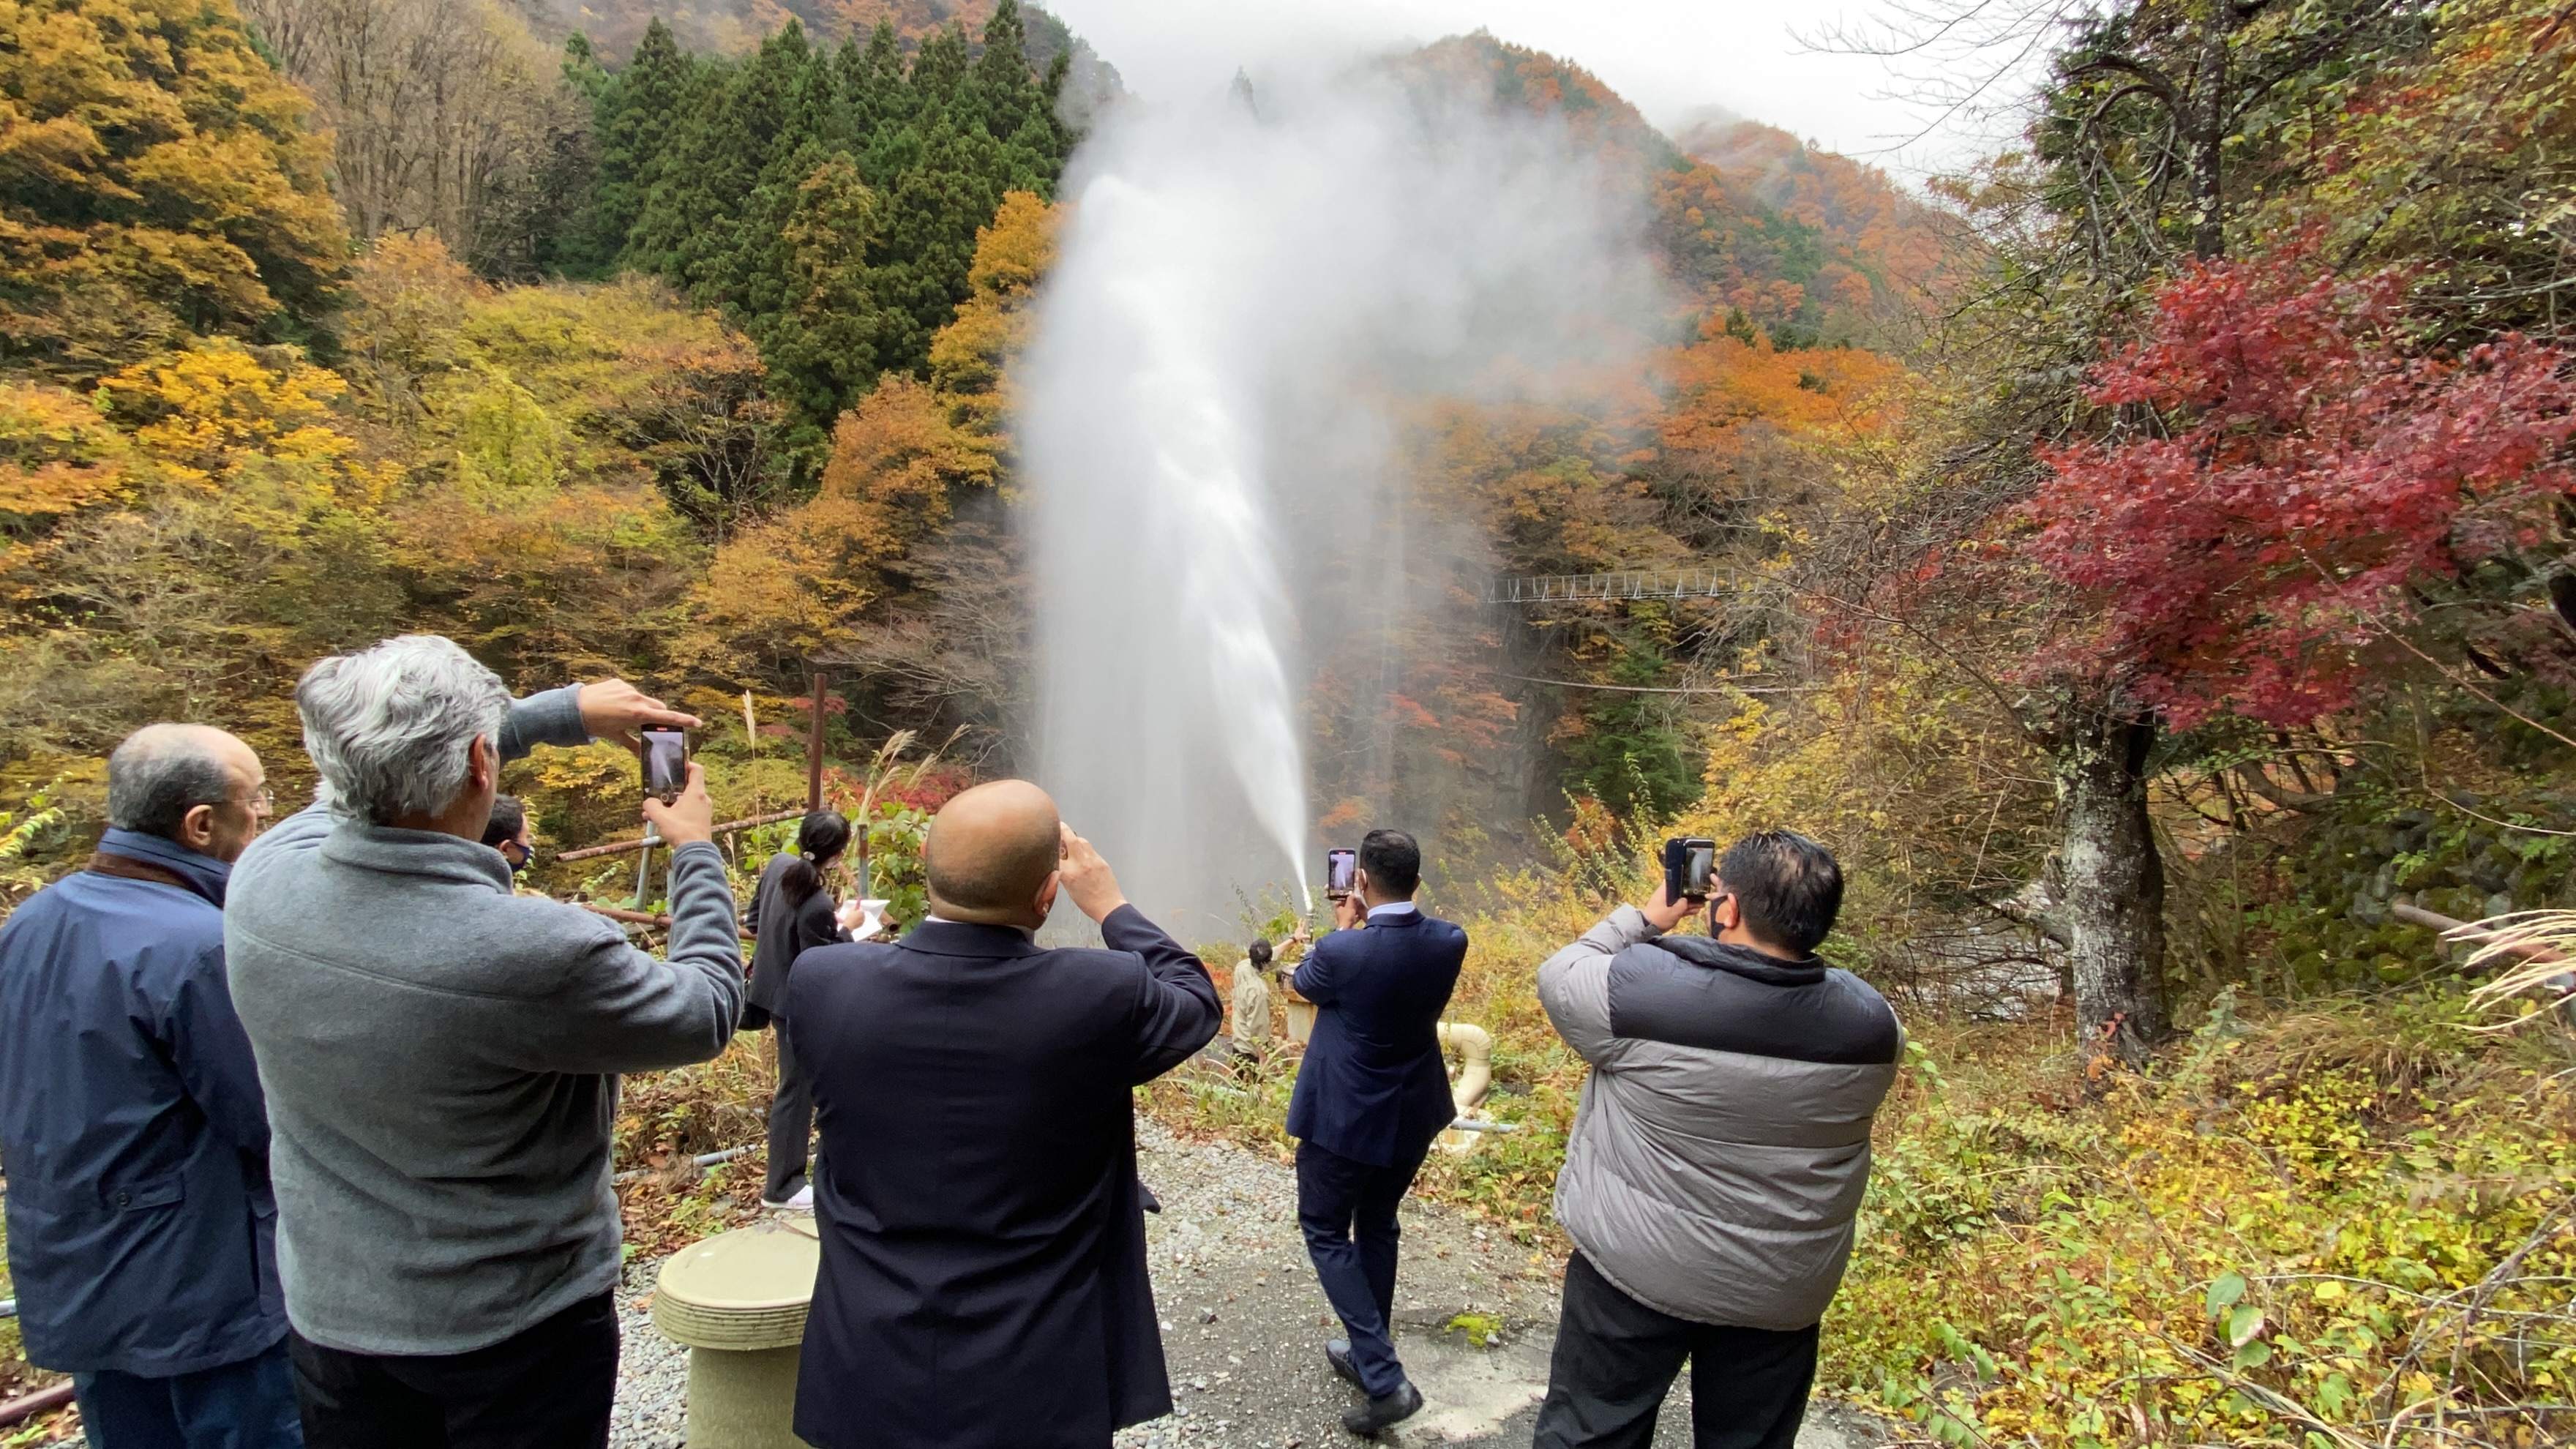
top-left (0, 1382), bottom-right (74, 1431)
top-left (2392, 902), bottom-right (2575, 991)
top-left (613, 1143), bottom-right (755, 1186)
top-left (1437, 1022), bottom-right (1493, 1116)
top-left (577, 902), bottom-right (755, 942)
top-left (557, 810), bottom-right (805, 862)
top-left (805, 670), bottom-right (829, 812)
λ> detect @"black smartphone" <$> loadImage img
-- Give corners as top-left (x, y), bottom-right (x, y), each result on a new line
top-left (1663, 837), bottom-right (1716, 902)
top-left (1325, 848), bottom-right (1358, 901)
top-left (642, 727), bottom-right (688, 805)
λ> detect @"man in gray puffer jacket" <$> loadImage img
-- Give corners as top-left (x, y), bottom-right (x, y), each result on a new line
top-left (1533, 831), bottom-right (1900, 1449)
top-left (227, 636), bottom-right (738, 1448)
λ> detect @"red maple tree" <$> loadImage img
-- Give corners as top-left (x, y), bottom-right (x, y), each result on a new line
top-left (2024, 249), bottom-right (2576, 727)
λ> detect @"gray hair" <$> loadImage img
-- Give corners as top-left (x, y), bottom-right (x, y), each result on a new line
top-left (297, 636), bottom-right (509, 824)
top-left (106, 724), bottom-right (238, 838)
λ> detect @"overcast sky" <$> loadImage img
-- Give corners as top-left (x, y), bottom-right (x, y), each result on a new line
top-left (1045, 0), bottom-right (2036, 182)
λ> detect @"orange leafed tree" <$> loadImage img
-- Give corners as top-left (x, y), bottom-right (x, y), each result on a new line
top-left (685, 375), bottom-right (996, 676)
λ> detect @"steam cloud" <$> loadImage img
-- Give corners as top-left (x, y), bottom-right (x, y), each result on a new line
top-left (1023, 48), bottom-right (1663, 938)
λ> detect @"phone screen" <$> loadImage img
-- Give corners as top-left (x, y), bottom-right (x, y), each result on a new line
top-left (643, 728), bottom-right (687, 803)
top-left (1326, 848), bottom-right (1358, 898)
top-left (1665, 836), bottom-right (1718, 901)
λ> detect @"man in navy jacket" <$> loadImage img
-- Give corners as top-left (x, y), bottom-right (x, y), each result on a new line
top-left (0, 724), bottom-right (296, 1447)
top-left (785, 781), bottom-right (1221, 1449)
top-left (1287, 828), bottom-right (1467, 1436)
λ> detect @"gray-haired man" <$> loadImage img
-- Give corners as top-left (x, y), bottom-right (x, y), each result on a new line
top-left (225, 636), bottom-right (741, 1449)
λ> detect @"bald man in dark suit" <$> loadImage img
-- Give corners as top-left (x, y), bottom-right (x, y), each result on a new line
top-left (782, 782), bottom-right (1221, 1449)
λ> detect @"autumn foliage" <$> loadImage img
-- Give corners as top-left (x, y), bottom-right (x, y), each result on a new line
top-left (2026, 250), bottom-right (2576, 727)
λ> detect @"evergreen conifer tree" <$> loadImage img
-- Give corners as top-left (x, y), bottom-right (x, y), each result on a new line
top-left (839, 20), bottom-right (910, 154)
top-left (751, 155), bottom-right (892, 460)
top-left (580, 18), bottom-right (689, 277)
top-left (633, 20), bottom-right (810, 307)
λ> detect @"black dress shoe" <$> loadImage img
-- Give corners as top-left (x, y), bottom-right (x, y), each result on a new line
top-left (1341, 1381), bottom-right (1423, 1437)
top-left (1325, 1338), bottom-right (1360, 1386)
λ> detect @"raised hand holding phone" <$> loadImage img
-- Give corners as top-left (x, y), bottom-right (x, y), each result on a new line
top-left (1661, 837), bottom-right (1716, 904)
top-left (1057, 824), bottom-right (1128, 923)
top-left (578, 679), bottom-right (700, 754)
top-left (640, 761), bottom-right (714, 847)
top-left (641, 727), bottom-right (688, 805)
top-left (1639, 877), bottom-right (1695, 932)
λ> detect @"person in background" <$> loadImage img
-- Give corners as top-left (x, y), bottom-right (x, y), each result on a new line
top-left (744, 809), bottom-right (872, 1211)
top-left (0, 724), bottom-right (295, 1448)
top-left (1288, 828), bottom-right (1467, 1437)
top-left (225, 637), bottom-right (740, 1449)
top-left (1229, 928), bottom-right (1306, 1063)
top-left (480, 794), bottom-right (531, 875)
top-left (784, 781), bottom-right (1220, 1449)
top-left (1530, 831), bottom-right (1901, 1449)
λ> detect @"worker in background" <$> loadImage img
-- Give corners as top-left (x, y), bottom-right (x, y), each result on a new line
top-left (0, 724), bottom-right (298, 1447)
top-left (1229, 927), bottom-right (1307, 1064)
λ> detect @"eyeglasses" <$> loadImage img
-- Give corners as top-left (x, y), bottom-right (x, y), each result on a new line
top-left (235, 787), bottom-right (275, 812)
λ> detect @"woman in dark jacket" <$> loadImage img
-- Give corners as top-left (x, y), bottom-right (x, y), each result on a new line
top-left (747, 811), bottom-right (865, 1209)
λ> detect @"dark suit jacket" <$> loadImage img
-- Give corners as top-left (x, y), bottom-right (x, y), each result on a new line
top-left (783, 907), bottom-right (1221, 1449)
top-left (743, 853), bottom-right (847, 1021)
top-left (1286, 908), bottom-right (1467, 1167)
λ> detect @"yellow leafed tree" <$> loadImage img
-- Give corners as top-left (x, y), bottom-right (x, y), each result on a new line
top-left (0, 0), bottom-right (348, 380)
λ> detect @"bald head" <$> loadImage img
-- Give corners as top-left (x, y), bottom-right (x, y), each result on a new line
top-left (924, 780), bottom-right (1062, 926)
top-left (108, 724), bottom-right (265, 860)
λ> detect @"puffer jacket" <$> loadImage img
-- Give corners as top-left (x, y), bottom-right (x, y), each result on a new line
top-left (1537, 906), bottom-right (1901, 1330)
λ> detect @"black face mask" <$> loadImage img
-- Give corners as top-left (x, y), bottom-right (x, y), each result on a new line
top-left (501, 842), bottom-right (530, 875)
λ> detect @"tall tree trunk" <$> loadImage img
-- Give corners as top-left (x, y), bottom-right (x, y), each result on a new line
top-left (2054, 705), bottom-right (2170, 1066)
top-left (2190, 5), bottom-right (2231, 261)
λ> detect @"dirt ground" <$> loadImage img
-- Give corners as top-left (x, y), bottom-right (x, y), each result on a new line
top-left (613, 1120), bottom-right (1888, 1449)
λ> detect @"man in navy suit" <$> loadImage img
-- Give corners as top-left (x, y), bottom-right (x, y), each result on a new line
top-left (1287, 828), bottom-right (1467, 1436)
top-left (783, 781), bottom-right (1221, 1448)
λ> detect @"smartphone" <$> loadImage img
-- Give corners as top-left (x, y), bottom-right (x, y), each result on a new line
top-left (1325, 848), bottom-right (1358, 901)
top-left (1663, 837), bottom-right (1716, 902)
top-left (642, 727), bottom-right (688, 805)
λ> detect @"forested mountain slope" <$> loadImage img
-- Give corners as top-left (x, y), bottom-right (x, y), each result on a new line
top-left (1674, 116), bottom-right (1965, 334)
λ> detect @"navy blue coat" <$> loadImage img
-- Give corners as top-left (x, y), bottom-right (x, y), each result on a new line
top-left (0, 828), bottom-right (284, 1375)
top-left (784, 906), bottom-right (1221, 1448)
top-left (1287, 907), bottom-right (1467, 1167)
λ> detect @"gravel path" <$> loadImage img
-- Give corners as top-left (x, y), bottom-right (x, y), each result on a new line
top-left (612, 1122), bottom-right (1885, 1448)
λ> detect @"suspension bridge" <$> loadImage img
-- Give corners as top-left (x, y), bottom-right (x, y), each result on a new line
top-left (1480, 567), bottom-right (1731, 605)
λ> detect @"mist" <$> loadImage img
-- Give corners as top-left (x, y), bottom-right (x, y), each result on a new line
top-left (1022, 48), bottom-right (1665, 940)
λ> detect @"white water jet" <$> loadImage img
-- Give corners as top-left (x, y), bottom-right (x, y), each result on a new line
top-left (1022, 49), bottom-right (1660, 937)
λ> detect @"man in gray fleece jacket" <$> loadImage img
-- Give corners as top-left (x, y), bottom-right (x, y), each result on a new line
top-left (225, 635), bottom-right (738, 1449)
top-left (1532, 831), bottom-right (1901, 1449)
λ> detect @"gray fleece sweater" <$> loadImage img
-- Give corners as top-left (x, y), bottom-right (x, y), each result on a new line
top-left (225, 686), bottom-right (744, 1355)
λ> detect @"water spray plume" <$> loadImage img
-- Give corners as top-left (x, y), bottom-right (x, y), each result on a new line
top-left (1025, 47), bottom-right (1658, 936)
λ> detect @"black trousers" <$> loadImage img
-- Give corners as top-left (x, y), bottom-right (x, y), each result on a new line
top-left (1295, 1137), bottom-right (1432, 1399)
top-left (766, 1019), bottom-right (816, 1202)
top-left (287, 1292), bottom-right (618, 1449)
top-left (1532, 1254), bottom-right (1819, 1449)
